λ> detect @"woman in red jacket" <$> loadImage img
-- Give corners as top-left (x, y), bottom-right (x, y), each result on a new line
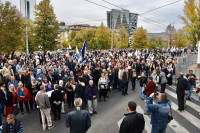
top-left (144, 76), bottom-right (155, 115)
top-left (16, 82), bottom-right (32, 115)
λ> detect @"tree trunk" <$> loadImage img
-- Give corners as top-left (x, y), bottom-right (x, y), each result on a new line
top-left (11, 51), bottom-right (15, 60)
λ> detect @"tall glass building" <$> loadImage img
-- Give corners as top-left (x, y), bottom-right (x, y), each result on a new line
top-left (20, 0), bottom-right (36, 20)
top-left (107, 9), bottom-right (138, 43)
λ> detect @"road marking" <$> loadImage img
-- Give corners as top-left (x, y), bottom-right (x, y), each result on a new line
top-left (137, 105), bottom-right (151, 133)
top-left (117, 117), bottom-right (125, 128)
top-left (165, 89), bottom-right (200, 112)
top-left (170, 100), bottom-right (200, 130)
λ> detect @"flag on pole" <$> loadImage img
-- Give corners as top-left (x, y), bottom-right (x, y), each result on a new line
top-left (80, 41), bottom-right (86, 63)
top-left (76, 46), bottom-right (81, 63)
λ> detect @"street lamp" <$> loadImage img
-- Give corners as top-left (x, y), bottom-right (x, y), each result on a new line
top-left (25, 0), bottom-right (29, 55)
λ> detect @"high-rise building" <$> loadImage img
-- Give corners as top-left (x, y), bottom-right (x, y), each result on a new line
top-left (20, 0), bottom-right (36, 20)
top-left (107, 9), bottom-right (138, 43)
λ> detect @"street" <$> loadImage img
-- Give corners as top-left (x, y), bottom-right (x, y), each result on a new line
top-left (6, 80), bottom-right (199, 133)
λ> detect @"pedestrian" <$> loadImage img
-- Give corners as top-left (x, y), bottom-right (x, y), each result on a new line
top-left (35, 85), bottom-right (54, 130)
top-left (144, 76), bottom-right (155, 115)
top-left (75, 77), bottom-right (86, 109)
top-left (122, 68), bottom-right (129, 95)
top-left (186, 70), bottom-right (197, 100)
top-left (0, 81), bottom-right (6, 118)
top-left (5, 84), bottom-right (17, 119)
top-left (50, 84), bottom-right (62, 120)
top-left (86, 80), bottom-right (98, 116)
top-left (159, 69), bottom-right (168, 93)
top-left (118, 67), bottom-right (123, 91)
top-left (65, 98), bottom-right (91, 133)
top-left (119, 101), bottom-right (145, 133)
top-left (176, 72), bottom-right (189, 111)
top-left (58, 80), bottom-right (66, 113)
top-left (66, 78), bottom-right (76, 108)
top-left (138, 72), bottom-right (147, 100)
top-left (0, 114), bottom-right (23, 133)
top-left (151, 70), bottom-right (159, 94)
top-left (98, 73), bottom-right (108, 102)
top-left (130, 69), bottom-right (137, 90)
top-left (16, 82), bottom-right (32, 115)
top-left (146, 93), bottom-right (172, 133)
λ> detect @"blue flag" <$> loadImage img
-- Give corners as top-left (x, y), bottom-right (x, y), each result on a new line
top-left (80, 41), bottom-right (86, 63)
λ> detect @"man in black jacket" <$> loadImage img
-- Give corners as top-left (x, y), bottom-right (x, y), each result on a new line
top-left (119, 101), bottom-right (145, 133)
top-left (176, 72), bottom-right (190, 111)
top-left (50, 84), bottom-right (63, 120)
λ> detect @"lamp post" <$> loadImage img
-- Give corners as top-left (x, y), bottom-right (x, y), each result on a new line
top-left (25, 0), bottom-right (29, 55)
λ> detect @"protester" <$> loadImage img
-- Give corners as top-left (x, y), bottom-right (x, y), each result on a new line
top-left (75, 77), bottom-right (86, 109)
top-left (16, 82), bottom-right (32, 114)
top-left (5, 84), bottom-right (18, 119)
top-left (144, 77), bottom-right (156, 115)
top-left (35, 85), bottom-right (54, 130)
top-left (138, 72), bottom-right (147, 100)
top-left (0, 114), bottom-right (23, 133)
top-left (65, 98), bottom-right (91, 133)
top-left (186, 70), bottom-right (197, 100)
top-left (66, 78), bottom-right (76, 108)
top-left (176, 72), bottom-right (189, 111)
top-left (119, 101), bottom-right (145, 133)
top-left (159, 69), bottom-right (168, 93)
top-left (98, 73), bottom-right (108, 102)
top-left (146, 93), bottom-right (172, 133)
top-left (86, 80), bottom-right (98, 116)
top-left (122, 68), bottom-right (129, 95)
top-left (50, 84), bottom-right (62, 120)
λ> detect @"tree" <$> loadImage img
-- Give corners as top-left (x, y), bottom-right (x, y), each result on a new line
top-left (165, 24), bottom-right (176, 48)
top-left (132, 27), bottom-right (148, 49)
top-left (116, 23), bottom-right (129, 48)
top-left (174, 29), bottom-right (189, 47)
top-left (95, 23), bottom-right (111, 49)
top-left (148, 40), bottom-right (157, 49)
top-left (181, 0), bottom-right (198, 48)
top-left (61, 38), bottom-right (69, 48)
top-left (71, 32), bottom-right (84, 50)
top-left (68, 30), bottom-right (77, 42)
top-left (0, 2), bottom-right (24, 54)
top-left (34, 0), bottom-right (59, 52)
top-left (81, 28), bottom-right (96, 49)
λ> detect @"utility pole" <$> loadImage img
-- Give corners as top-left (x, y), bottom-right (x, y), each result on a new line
top-left (110, 12), bottom-right (114, 50)
top-left (25, 0), bottom-right (29, 55)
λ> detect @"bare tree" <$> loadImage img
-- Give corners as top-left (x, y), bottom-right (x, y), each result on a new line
top-left (165, 24), bottom-right (176, 48)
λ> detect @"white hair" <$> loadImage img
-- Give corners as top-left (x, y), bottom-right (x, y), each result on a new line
top-left (59, 80), bottom-right (63, 86)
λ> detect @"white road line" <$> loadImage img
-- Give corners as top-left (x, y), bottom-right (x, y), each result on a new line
top-left (137, 105), bottom-right (151, 133)
top-left (170, 101), bottom-right (200, 130)
top-left (144, 100), bottom-right (190, 133)
top-left (165, 89), bottom-right (200, 112)
top-left (117, 117), bottom-right (124, 128)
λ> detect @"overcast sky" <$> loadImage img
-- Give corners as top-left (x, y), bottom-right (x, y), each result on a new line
top-left (2, 0), bottom-right (185, 33)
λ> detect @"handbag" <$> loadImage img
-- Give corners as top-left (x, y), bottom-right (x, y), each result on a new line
top-left (12, 106), bottom-right (20, 116)
top-left (167, 103), bottom-right (173, 123)
top-left (196, 88), bottom-right (200, 93)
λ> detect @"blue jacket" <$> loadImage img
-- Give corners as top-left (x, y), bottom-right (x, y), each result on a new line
top-left (146, 97), bottom-right (172, 127)
top-left (86, 85), bottom-right (98, 100)
top-left (65, 110), bottom-right (91, 133)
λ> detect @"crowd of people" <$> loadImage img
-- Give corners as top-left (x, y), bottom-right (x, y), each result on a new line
top-left (0, 48), bottom-right (198, 132)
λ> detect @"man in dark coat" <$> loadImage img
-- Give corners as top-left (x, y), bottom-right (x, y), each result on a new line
top-left (65, 98), bottom-right (91, 133)
top-left (176, 72), bottom-right (189, 111)
top-left (119, 101), bottom-right (145, 133)
top-left (50, 84), bottom-right (63, 120)
top-left (112, 66), bottom-right (118, 90)
top-left (93, 66), bottom-right (101, 87)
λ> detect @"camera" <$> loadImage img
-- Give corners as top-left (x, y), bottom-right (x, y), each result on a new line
top-left (154, 92), bottom-right (159, 96)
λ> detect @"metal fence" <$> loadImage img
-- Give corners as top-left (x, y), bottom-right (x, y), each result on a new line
top-left (174, 53), bottom-right (199, 85)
